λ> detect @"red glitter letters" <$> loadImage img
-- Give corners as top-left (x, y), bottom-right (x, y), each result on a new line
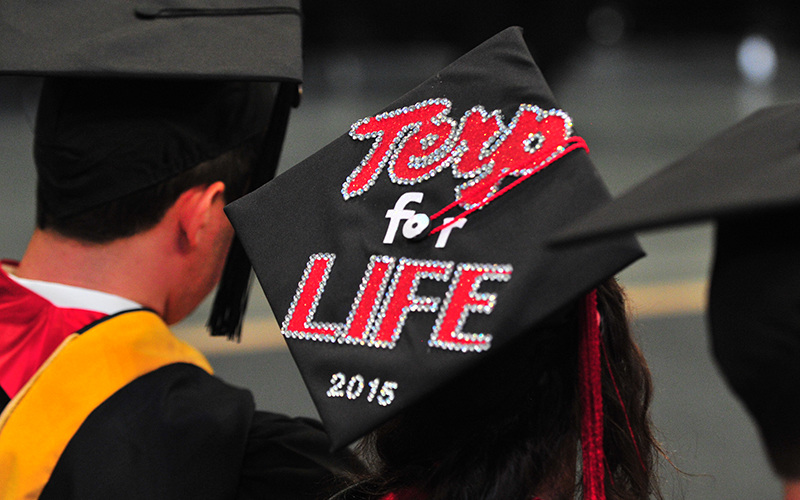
top-left (344, 99), bottom-right (581, 212)
top-left (282, 253), bottom-right (512, 353)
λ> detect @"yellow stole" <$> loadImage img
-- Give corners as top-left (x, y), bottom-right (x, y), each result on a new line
top-left (0, 310), bottom-right (213, 499)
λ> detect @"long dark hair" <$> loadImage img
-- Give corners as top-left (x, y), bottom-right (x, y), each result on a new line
top-left (346, 278), bottom-right (662, 500)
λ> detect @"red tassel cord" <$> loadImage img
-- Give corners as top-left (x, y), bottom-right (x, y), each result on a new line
top-left (429, 137), bottom-right (589, 235)
top-left (579, 290), bottom-right (605, 500)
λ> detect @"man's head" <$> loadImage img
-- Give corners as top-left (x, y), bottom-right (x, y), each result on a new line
top-left (36, 140), bottom-right (256, 243)
top-left (25, 77), bottom-right (274, 322)
top-left (33, 77), bottom-right (274, 238)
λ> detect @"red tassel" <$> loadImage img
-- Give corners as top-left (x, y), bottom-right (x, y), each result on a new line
top-left (579, 289), bottom-right (605, 500)
top-left (428, 137), bottom-right (589, 235)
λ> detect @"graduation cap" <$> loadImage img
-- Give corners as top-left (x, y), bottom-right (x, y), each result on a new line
top-left (550, 103), bottom-right (800, 244)
top-left (0, 0), bottom-right (300, 80)
top-left (549, 104), bottom-right (800, 477)
top-left (226, 27), bottom-right (643, 497)
top-left (0, 0), bottom-right (303, 338)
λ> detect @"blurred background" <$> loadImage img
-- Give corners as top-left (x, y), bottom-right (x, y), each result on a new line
top-left (3, 1), bottom-right (800, 497)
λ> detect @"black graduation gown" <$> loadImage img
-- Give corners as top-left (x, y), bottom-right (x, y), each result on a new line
top-left (0, 310), bottom-right (352, 499)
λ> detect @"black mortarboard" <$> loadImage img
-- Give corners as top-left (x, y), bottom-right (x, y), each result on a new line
top-left (226, 28), bottom-right (643, 496)
top-left (33, 78), bottom-right (275, 218)
top-left (548, 105), bottom-right (800, 477)
top-left (0, 0), bottom-right (301, 80)
top-left (550, 103), bottom-right (800, 244)
top-left (0, 0), bottom-right (303, 338)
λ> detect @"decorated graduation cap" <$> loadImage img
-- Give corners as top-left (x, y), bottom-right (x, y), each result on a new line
top-left (0, 0), bottom-right (303, 338)
top-left (227, 27), bottom-right (643, 498)
top-left (549, 104), bottom-right (800, 477)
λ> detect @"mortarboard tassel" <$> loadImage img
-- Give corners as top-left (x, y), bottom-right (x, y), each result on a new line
top-left (579, 289), bottom-right (605, 500)
top-left (429, 138), bottom-right (589, 235)
top-left (207, 235), bottom-right (253, 340)
top-left (208, 82), bottom-right (300, 340)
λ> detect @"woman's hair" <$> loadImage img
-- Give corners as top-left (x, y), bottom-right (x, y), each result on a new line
top-left (347, 278), bottom-right (662, 500)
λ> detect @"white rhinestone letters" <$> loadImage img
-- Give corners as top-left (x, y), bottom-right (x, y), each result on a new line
top-left (327, 372), bottom-right (398, 406)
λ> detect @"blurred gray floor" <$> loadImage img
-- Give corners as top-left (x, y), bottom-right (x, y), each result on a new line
top-left (3, 34), bottom-right (797, 497)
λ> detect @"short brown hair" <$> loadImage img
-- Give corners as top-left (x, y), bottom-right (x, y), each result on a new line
top-left (36, 140), bottom-right (256, 243)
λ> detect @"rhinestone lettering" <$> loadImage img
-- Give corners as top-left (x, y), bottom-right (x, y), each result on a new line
top-left (454, 106), bottom-right (574, 210)
top-left (326, 372), bottom-right (346, 397)
top-left (429, 263), bottom-right (513, 352)
top-left (282, 253), bottom-right (512, 353)
top-left (326, 372), bottom-right (398, 406)
top-left (343, 98), bottom-right (456, 199)
top-left (371, 258), bottom-right (454, 348)
top-left (341, 255), bottom-right (396, 345)
top-left (282, 253), bottom-right (339, 342)
top-left (344, 100), bottom-right (580, 213)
